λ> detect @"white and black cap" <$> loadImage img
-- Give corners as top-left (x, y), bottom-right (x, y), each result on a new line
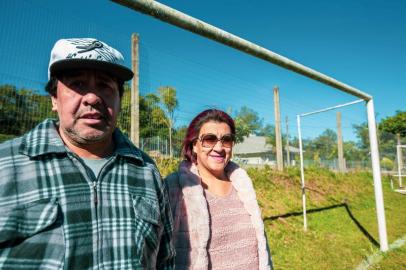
top-left (48, 38), bottom-right (133, 81)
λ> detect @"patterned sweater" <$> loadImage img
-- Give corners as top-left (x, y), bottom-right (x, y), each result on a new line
top-left (204, 188), bottom-right (259, 269)
top-left (164, 161), bottom-right (273, 270)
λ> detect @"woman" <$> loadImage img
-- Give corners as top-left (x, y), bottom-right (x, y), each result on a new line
top-left (165, 109), bottom-right (273, 270)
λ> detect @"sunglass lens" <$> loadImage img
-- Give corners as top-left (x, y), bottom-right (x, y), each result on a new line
top-left (222, 135), bottom-right (234, 147)
top-left (202, 134), bottom-right (218, 147)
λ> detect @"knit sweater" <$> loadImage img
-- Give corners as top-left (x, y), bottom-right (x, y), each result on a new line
top-left (205, 188), bottom-right (259, 269)
top-left (164, 161), bottom-right (273, 270)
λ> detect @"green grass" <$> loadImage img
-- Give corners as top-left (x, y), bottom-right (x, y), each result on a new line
top-left (156, 161), bottom-right (406, 269)
top-left (371, 244), bottom-right (406, 269)
top-left (246, 166), bottom-right (406, 270)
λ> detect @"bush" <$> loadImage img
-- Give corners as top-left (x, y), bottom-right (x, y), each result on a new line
top-left (155, 157), bottom-right (181, 178)
top-left (380, 157), bottom-right (394, 171)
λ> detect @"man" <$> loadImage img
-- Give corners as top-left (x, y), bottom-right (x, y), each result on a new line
top-left (0, 38), bottom-right (175, 269)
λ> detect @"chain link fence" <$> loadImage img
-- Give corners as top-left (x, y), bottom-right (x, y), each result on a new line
top-left (1, 1), bottom-right (403, 173)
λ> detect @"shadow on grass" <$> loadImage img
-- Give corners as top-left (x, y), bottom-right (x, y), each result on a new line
top-left (264, 203), bottom-right (380, 248)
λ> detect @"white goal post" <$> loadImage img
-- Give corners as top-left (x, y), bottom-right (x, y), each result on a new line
top-left (396, 145), bottom-right (406, 187)
top-left (297, 99), bottom-right (364, 232)
top-left (112, 0), bottom-right (389, 252)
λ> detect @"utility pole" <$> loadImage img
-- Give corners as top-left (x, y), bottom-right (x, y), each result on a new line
top-left (286, 116), bottom-right (290, 166)
top-left (274, 86), bottom-right (283, 171)
top-left (397, 134), bottom-right (403, 172)
top-left (397, 134), bottom-right (404, 187)
top-left (131, 33), bottom-right (140, 147)
top-left (337, 112), bottom-right (345, 172)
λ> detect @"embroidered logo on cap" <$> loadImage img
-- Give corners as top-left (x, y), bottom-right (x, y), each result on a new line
top-left (65, 39), bottom-right (120, 63)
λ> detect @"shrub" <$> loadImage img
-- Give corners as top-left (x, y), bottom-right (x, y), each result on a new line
top-left (155, 157), bottom-right (181, 178)
top-left (380, 157), bottom-right (394, 171)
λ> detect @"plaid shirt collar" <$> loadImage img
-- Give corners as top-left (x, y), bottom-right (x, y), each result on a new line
top-left (19, 119), bottom-right (144, 164)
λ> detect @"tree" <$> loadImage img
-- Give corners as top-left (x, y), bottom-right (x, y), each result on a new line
top-left (173, 125), bottom-right (187, 157)
top-left (379, 111), bottom-right (406, 162)
top-left (258, 123), bottom-right (276, 145)
top-left (117, 83), bottom-right (131, 135)
top-left (379, 111), bottom-right (406, 137)
top-left (353, 122), bottom-right (370, 160)
top-left (0, 84), bottom-right (54, 138)
top-left (304, 129), bottom-right (337, 161)
top-left (353, 114), bottom-right (405, 164)
top-left (343, 141), bottom-right (364, 161)
top-left (117, 83), bottom-right (170, 143)
top-left (234, 106), bottom-right (263, 143)
top-left (139, 93), bottom-right (168, 139)
top-left (158, 86), bottom-right (178, 157)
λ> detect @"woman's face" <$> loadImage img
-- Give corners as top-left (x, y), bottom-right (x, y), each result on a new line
top-left (193, 121), bottom-right (233, 177)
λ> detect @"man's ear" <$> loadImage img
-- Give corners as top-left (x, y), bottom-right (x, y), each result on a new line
top-left (51, 96), bottom-right (58, 112)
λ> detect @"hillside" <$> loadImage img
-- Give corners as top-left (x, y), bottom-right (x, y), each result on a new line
top-left (247, 166), bottom-right (406, 269)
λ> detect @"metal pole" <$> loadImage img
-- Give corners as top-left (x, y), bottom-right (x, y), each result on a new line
top-left (397, 135), bottom-right (404, 186)
top-left (131, 33), bottom-right (140, 147)
top-left (165, 138), bottom-right (168, 156)
top-left (112, 0), bottom-right (372, 101)
top-left (299, 99), bottom-right (364, 117)
top-left (274, 86), bottom-right (283, 171)
top-left (390, 175), bottom-right (394, 190)
top-left (397, 145), bottom-right (403, 187)
top-left (297, 115), bottom-right (307, 231)
top-left (337, 112), bottom-right (345, 172)
top-left (286, 116), bottom-right (290, 166)
top-left (366, 99), bottom-right (388, 252)
top-left (157, 135), bottom-right (160, 154)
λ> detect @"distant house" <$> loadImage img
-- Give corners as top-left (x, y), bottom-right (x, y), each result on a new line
top-left (283, 145), bottom-right (301, 166)
top-left (233, 134), bottom-right (300, 166)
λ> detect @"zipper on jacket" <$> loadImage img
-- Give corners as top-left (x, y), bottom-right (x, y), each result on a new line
top-left (93, 181), bottom-right (98, 205)
top-left (69, 153), bottom-right (118, 268)
top-left (67, 153), bottom-right (101, 268)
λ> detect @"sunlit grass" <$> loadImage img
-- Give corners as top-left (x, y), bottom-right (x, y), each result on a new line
top-left (157, 160), bottom-right (406, 269)
top-left (248, 166), bottom-right (406, 270)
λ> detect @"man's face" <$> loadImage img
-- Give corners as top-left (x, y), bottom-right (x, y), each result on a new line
top-left (51, 69), bottom-right (121, 146)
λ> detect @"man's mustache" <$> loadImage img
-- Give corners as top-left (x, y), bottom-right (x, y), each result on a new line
top-left (74, 105), bottom-right (110, 121)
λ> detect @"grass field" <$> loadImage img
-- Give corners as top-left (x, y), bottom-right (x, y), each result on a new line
top-left (247, 166), bottom-right (406, 270)
top-left (0, 138), bottom-right (402, 269)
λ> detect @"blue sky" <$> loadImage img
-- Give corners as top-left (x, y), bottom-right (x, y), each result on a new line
top-left (1, 0), bottom-right (405, 141)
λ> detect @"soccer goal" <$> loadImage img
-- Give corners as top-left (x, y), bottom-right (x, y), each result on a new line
top-left (296, 99), bottom-right (365, 231)
top-left (114, 0), bottom-right (389, 252)
top-left (396, 145), bottom-right (406, 187)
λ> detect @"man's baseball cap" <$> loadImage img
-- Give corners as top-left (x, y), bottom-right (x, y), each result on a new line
top-left (48, 38), bottom-right (133, 81)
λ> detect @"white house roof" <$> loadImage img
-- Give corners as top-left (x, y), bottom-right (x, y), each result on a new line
top-left (233, 135), bottom-right (301, 155)
top-left (285, 145), bottom-right (301, 153)
top-left (233, 135), bottom-right (273, 155)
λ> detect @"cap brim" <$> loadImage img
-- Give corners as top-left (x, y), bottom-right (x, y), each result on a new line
top-left (50, 59), bottom-right (134, 82)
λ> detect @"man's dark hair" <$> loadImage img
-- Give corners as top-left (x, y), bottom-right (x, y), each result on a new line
top-left (45, 75), bottom-right (125, 97)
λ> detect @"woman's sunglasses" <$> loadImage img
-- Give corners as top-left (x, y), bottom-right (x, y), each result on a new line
top-left (198, 133), bottom-right (235, 148)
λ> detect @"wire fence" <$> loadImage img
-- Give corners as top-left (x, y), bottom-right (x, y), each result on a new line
top-left (1, 1), bottom-right (404, 174)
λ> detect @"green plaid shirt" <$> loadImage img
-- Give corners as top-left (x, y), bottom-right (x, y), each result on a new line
top-left (0, 119), bottom-right (175, 269)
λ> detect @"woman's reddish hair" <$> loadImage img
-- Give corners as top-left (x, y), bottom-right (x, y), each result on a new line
top-left (182, 109), bottom-right (235, 163)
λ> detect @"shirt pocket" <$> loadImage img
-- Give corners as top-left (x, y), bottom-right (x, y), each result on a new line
top-left (132, 195), bottom-right (163, 267)
top-left (0, 198), bottom-right (65, 269)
